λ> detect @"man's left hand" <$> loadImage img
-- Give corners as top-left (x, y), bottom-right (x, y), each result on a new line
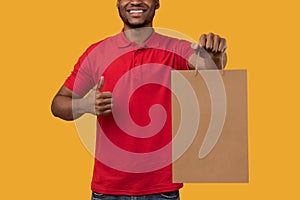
top-left (190, 32), bottom-right (227, 70)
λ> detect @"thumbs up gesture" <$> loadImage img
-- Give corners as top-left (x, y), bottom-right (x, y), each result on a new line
top-left (84, 76), bottom-right (113, 116)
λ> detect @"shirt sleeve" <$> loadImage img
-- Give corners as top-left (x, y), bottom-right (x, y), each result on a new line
top-left (175, 39), bottom-right (194, 70)
top-left (64, 42), bottom-right (101, 96)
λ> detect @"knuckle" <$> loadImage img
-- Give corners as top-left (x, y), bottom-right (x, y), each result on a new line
top-left (98, 93), bottom-right (103, 98)
top-left (221, 38), bottom-right (227, 44)
top-left (95, 93), bottom-right (101, 99)
top-left (214, 35), bottom-right (220, 41)
top-left (200, 34), bottom-right (207, 42)
top-left (208, 32), bottom-right (214, 37)
top-left (95, 99), bottom-right (103, 106)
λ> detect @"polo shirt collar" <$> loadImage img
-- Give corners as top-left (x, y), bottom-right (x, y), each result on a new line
top-left (117, 28), bottom-right (160, 49)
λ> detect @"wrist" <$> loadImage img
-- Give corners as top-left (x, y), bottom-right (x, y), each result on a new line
top-left (72, 98), bottom-right (90, 116)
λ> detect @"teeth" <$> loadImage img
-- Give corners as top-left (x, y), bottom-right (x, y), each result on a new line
top-left (130, 10), bottom-right (143, 14)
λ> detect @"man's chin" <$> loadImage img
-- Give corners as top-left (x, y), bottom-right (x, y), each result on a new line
top-left (125, 21), bottom-right (150, 29)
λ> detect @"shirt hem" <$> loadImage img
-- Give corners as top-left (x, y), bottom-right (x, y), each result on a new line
top-left (91, 184), bottom-right (183, 196)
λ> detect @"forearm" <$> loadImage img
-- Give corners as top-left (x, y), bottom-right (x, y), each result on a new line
top-left (51, 95), bottom-right (86, 121)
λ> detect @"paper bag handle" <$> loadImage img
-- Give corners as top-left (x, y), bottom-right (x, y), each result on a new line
top-left (195, 50), bottom-right (225, 76)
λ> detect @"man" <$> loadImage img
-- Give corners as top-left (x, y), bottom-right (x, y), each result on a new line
top-left (51, 0), bottom-right (227, 199)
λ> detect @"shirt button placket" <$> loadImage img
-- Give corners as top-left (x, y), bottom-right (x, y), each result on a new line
top-left (134, 49), bottom-right (140, 68)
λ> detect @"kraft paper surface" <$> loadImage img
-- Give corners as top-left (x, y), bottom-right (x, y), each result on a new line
top-left (172, 70), bottom-right (248, 183)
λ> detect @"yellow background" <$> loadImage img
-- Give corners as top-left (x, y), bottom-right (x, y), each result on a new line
top-left (1, 0), bottom-right (299, 199)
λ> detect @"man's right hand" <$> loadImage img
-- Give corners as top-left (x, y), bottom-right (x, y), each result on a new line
top-left (51, 76), bottom-right (113, 120)
top-left (84, 76), bottom-right (113, 116)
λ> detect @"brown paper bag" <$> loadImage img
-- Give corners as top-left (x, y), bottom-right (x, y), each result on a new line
top-left (171, 70), bottom-right (248, 183)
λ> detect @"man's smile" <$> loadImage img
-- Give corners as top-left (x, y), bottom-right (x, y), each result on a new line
top-left (126, 7), bottom-right (148, 16)
top-left (117, 0), bottom-right (158, 29)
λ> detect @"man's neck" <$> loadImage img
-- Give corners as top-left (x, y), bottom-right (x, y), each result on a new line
top-left (123, 27), bottom-right (154, 46)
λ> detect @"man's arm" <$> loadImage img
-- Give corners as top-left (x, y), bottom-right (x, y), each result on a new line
top-left (51, 77), bottom-right (113, 121)
top-left (188, 32), bottom-right (227, 70)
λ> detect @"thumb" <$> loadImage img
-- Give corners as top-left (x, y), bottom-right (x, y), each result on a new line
top-left (191, 43), bottom-right (206, 56)
top-left (191, 43), bottom-right (200, 51)
top-left (94, 76), bottom-right (104, 90)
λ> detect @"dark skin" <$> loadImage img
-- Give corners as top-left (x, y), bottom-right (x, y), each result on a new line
top-left (51, 0), bottom-right (227, 120)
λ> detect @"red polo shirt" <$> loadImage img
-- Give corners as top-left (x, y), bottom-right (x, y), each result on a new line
top-left (64, 30), bottom-right (194, 195)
